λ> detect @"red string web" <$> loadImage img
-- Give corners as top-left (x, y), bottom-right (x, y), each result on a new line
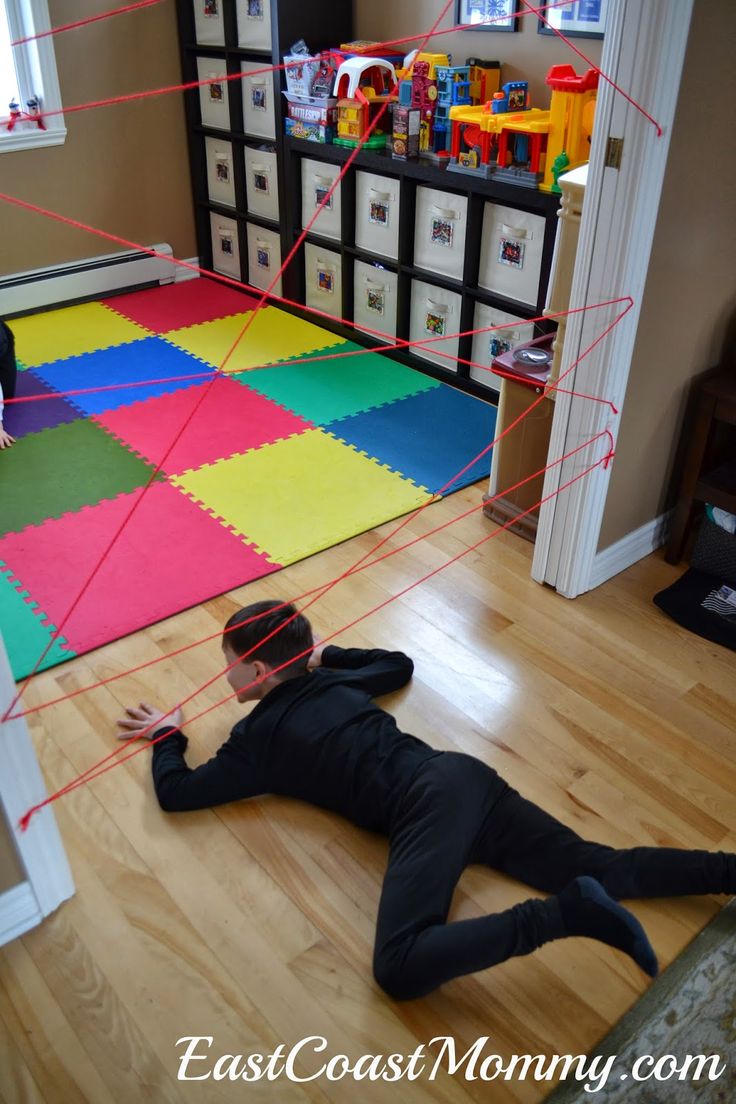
top-left (1, 0), bottom-right (661, 829)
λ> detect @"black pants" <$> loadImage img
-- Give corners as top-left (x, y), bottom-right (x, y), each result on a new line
top-left (0, 321), bottom-right (17, 402)
top-left (372, 752), bottom-right (734, 1000)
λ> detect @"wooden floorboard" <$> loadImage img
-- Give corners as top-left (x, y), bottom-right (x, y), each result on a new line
top-left (2, 482), bottom-right (733, 1102)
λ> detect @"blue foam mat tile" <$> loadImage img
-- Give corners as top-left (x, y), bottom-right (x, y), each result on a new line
top-left (29, 336), bottom-right (209, 416)
top-left (328, 385), bottom-right (497, 494)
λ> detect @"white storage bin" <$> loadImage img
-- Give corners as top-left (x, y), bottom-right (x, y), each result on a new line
top-left (470, 302), bottom-right (536, 389)
top-left (413, 186), bottom-right (468, 281)
top-left (353, 261), bottom-right (398, 340)
top-left (210, 213), bottom-right (241, 279)
top-left (205, 137), bottom-right (236, 208)
top-left (246, 223), bottom-right (282, 296)
top-left (409, 279), bottom-right (462, 372)
top-left (478, 202), bottom-right (546, 307)
top-left (305, 243), bottom-right (342, 320)
top-left (236, 0), bottom-right (272, 51)
top-left (241, 64), bottom-right (276, 139)
top-left (193, 0), bottom-right (225, 45)
top-left (197, 57), bottom-right (230, 130)
top-left (244, 146), bottom-right (279, 221)
top-left (301, 159), bottom-right (342, 241)
top-left (355, 171), bottom-right (401, 261)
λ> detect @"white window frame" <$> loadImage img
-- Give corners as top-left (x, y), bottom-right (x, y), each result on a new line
top-left (2, 0), bottom-right (66, 153)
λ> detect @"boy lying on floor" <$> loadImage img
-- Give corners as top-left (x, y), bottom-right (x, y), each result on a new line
top-left (118, 600), bottom-right (735, 1000)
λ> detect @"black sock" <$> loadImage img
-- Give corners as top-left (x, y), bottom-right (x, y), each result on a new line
top-left (556, 876), bottom-right (659, 977)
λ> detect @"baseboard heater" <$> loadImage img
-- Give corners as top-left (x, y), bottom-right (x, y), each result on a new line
top-left (0, 243), bottom-right (179, 318)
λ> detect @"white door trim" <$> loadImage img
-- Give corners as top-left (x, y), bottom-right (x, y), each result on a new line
top-left (531, 0), bottom-right (695, 597)
top-left (0, 634), bottom-right (74, 945)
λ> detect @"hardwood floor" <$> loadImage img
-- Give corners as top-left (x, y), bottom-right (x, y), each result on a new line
top-left (1, 482), bottom-right (734, 1103)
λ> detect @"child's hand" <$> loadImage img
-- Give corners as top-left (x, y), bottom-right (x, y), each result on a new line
top-left (307, 641), bottom-right (327, 670)
top-left (0, 427), bottom-right (15, 449)
top-left (117, 701), bottom-right (183, 740)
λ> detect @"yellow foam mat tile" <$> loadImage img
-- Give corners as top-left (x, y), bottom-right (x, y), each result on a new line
top-left (10, 303), bottom-right (151, 367)
top-left (164, 307), bottom-right (345, 372)
top-left (172, 428), bottom-right (433, 565)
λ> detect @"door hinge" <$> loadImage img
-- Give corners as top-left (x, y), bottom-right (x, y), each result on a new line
top-left (605, 136), bottom-right (624, 170)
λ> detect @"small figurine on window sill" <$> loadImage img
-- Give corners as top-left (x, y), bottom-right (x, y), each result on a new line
top-left (5, 95), bottom-right (46, 133)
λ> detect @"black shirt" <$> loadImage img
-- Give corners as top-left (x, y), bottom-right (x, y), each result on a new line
top-left (151, 645), bottom-right (441, 832)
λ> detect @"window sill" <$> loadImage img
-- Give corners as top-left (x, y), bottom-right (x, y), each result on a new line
top-left (0, 123), bottom-right (67, 154)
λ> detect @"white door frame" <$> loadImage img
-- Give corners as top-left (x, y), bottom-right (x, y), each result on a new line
top-left (531, 0), bottom-right (695, 597)
top-left (0, 634), bottom-right (74, 945)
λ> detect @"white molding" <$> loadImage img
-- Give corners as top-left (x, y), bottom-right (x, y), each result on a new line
top-left (0, 882), bottom-right (42, 946)
top-left (174, 259), bottom-right (201, 283)
top-left (0, 244), bottom-right (176, 315)
top-left (0, 634), bottom-right (74, 921)
top-left (0, 124), bottom-right (67, 154)
top-left (2, 0), bottom-right (66, 155)
top-left (532, 0), bottom-right (695, 598)
top-left (590, 511), bottom-right (671, 589)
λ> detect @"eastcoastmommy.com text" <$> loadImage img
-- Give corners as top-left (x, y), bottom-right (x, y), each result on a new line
top-left (176, 1036), bottom-right (727, 1092)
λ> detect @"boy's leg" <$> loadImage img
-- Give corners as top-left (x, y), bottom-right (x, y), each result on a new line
top-left (473, 786), bottom-right (736, 900)
top-left (373, 755), bottom-right (657, 1000)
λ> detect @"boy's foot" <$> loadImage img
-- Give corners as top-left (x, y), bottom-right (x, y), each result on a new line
top-left (557, 875), bottom-right (659, 977)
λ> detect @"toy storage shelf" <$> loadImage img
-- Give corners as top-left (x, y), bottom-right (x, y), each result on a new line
top-left (176, 1), bottom-right (560, 401)
top-left (282, 136), bottom-right (560, 398)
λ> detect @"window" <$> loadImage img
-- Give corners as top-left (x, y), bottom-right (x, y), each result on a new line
top-left (1, 0), bottom-right (65, 153)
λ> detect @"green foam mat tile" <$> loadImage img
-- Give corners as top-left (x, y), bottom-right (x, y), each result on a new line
top-left (0, 568), bottom-right (77, 679)
top-left (0, 418), bottom-right (164, 537)
top-left (232, 341), bottom-right (441, 425)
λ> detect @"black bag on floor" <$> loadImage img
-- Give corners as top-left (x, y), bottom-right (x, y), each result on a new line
top-left (0, 321), bottom-right (17, 401)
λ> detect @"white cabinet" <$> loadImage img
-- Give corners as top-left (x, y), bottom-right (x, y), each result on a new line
top-left (478, 202), bottom-right (546, 307)
top-left (210, 213), bottom-right (241, 279)
top-left (409, 279), bottom-right (462, 371)
top-left (193, 0), bottom-right (225, 45)
top-left (247, 223), bottom-right (282, 296)
top-left (241, 63), bottom-right (276, 139)
top-left (354, 261), bottom-right (398, 340)
top-left (244, 146), bottom-right (279, 221)
top-left (205, 137), bottom-right (236, 207)
top-left (470, 302), bottom-right (536, 389)
top-left (355, 172), bottom-right (401, 261)
top-left (413, 186), bottom-right (468, 281)
top-left (236, 0), bottom-right (272, 50)
top-left (305, 243), bottom-right (342, 320)
top-left (197, 57), bottom-right (230, 130)
top-left (301, 159), bottom-right (342, 241)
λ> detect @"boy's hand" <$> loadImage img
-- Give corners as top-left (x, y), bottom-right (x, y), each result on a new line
top-left (117, 701), bottom-right (183, 741)
top-left (307, 641), bottom-right (327, 670)
top-left (0, 427), bottom-right (15, 449)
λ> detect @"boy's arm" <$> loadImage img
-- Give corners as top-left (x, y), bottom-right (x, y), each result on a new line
top-left (151, 726), bottom-right (266, 813)
top-left (313, 644), bottom-right (414, 697)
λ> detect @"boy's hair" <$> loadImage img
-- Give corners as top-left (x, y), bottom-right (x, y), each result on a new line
top-left (223, 600), bottom-right (313, 679)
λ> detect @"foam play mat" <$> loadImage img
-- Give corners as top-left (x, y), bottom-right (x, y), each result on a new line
top-left (1, 279), bottom-right (497, 680)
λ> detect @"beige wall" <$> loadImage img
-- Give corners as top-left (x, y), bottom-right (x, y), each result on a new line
top-left (598, 0), bottom-right (736, 549)
top-left (0, 0), bottom-right (196, 275)
top-left (354, 0), bottom-right (603, 107)
top-left (0, 807), bottom-right (24, 895)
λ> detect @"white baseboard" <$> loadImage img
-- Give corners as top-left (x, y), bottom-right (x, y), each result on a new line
top-left (0, 882), bottom-right (42, 946)
top-left (590, 511), bottom-right (672, 589)
top-left (174, 258), bottom-right (201, 283)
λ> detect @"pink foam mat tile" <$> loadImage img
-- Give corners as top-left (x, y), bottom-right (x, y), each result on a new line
top-left (0, 482), bottom-right (281, 655)
top-left (102, 277), bottom-right (259, 334)
top-left (93, 375), bottom-right (313, 474)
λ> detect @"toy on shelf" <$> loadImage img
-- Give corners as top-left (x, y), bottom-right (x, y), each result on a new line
top-left (467, 58), bottom-right (501, 105)
top-left (282, 43), bottom-right (338, 143)
top-left (392, 104), bottom-right (421, 160)
top-left (5, 95), bottom-right (46, 133)
top-left (447, 64), bottom-right (598, 190)
top-left (333, 57), bottom-right (397, 149)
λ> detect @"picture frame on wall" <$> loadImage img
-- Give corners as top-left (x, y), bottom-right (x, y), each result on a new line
top-left (455, 1), bottom-right (520, 33)
top-left (537, 0), bottom-right (608, 39)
